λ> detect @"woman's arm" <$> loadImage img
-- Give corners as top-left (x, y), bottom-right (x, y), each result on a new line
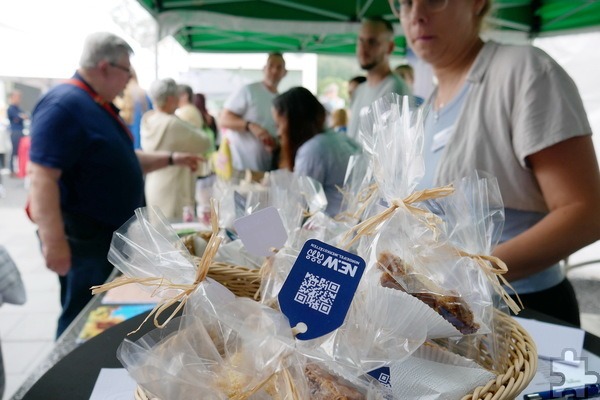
top-left (493, 135), bottom-right (600, 281)
top-left (135, 150), bottom-right (202, 174)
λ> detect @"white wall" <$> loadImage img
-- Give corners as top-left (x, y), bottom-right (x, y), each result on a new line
top-left (534, 32), bottom-right (600, 148)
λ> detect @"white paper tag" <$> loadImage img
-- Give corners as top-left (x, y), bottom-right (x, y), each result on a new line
top-left (431, 126), bottom-right (454, 153)
top-left (233, 206), bottom-right (287, 257)
top-left (514, 317), bottom-right (584, 365)
top-left (89, 368), bottom-right (137, 400)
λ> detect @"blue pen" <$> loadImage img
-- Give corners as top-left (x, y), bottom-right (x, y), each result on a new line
top-left (524, 383), bottom-right (600, 399)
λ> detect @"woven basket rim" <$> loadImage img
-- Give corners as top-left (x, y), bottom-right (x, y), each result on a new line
top-left (134, 310), bottom-right (537, 400)
top-left (459, 311), bottom-right (537, 400)
top-left (176, 233), bottom-right (537, 400)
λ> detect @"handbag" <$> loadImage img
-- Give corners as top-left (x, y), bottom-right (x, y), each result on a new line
top-left (211, 134), bottom-right (233, 180)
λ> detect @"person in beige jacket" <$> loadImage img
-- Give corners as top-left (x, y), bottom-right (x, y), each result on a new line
top-left (175, 84), bottom-right (203, 129)
top-left (141, 78), bottom-right (212, 220)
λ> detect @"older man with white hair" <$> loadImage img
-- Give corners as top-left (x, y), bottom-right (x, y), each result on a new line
top-left (27, 32), bottom-right (203, 337)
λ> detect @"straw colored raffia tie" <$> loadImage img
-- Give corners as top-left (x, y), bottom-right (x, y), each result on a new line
top-left (253, 247), bottom-right (280, 301)
top-left (91, 199), bottom-right (222, 334)
top-left (339, 184), bottom-right (455, 250)
top-left (456, 249), bottom-right (523, 315)
top-left (301, 208), bottom-right (314, 219)
top-left (334, 183), bottom-right (378, 223)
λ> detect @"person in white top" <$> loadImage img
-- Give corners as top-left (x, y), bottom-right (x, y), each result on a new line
top-left (390, 0), bottom-right (600, 325)
top-left (348, 17), bottom-right (411, 141)
top-left (219, 52), bottom-right (287, 172)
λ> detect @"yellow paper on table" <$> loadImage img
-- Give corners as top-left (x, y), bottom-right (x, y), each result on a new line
top-left (211, 136), bottom-right (233, 180)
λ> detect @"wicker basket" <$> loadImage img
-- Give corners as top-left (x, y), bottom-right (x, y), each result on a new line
top-left (182, 232), bottom-right (262, 299)
top-left (460, 311), bottom-right (537, 400)
top-left (204, 260), bottom-right (262, 299)
top-left (134, 310), bottom-right (537, 400)
top-left (181, 231), bottom-right (212, 255)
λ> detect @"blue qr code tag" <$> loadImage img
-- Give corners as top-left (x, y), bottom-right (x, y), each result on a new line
top-left (278, 239), bottom-right (365, 340)
top-left (367, 366), bottom-right (392, 388)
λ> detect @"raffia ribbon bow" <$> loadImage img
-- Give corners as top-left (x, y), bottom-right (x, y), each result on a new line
top-left (91, 199), bottom-right (222, 334)
top-left (456, 250), bottom-right (523, 315)
top-left (339, 184), bottom-right (455, 249)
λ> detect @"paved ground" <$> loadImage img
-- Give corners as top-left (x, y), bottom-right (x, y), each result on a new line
top-left (0, 172), bottom-right (59, 400)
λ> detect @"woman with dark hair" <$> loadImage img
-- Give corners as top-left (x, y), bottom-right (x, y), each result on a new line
top-left (193, 93), bottom-right (218, 145)
top-left (272, 87), bottom-right (361, 216)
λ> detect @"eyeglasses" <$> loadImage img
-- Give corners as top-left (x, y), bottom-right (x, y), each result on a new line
top-left (388, 0), bottom-right (449, 18)
top-left (109, 62), bottom-right (133, 76)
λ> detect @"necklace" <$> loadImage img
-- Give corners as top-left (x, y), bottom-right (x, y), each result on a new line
top-left (433, 97), bottom-right (444, 121)
top-left (433, 67), bottom-right (469, 121)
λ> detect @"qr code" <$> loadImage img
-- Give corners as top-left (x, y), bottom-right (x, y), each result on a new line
top-left (377, 372), bottom-right (391, 387)
top-left (294, 272), bottom-right (340, 315)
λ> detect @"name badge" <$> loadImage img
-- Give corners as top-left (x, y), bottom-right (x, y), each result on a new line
top-left (431, 126), bottom-right (454, 153)
top-left (278, 239), bottom-right (365, 340)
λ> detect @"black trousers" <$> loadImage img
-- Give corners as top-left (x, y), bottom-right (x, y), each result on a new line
top-left (510, 278), bottom-right (581, 327)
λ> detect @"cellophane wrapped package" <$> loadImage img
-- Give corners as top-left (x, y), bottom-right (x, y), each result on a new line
top-left (95, 91), bottom-right (529, 399)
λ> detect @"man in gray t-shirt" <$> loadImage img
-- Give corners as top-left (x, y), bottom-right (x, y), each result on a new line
top-left (348, 17), bottom-right (411, 141)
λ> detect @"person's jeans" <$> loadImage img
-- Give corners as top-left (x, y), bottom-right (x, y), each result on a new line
top-left (56, 255), bottom-right (114, 338)
top-left (9, 131), bottom-right (23, 173)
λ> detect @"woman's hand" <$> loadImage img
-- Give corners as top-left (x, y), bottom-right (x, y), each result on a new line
top-left (172, 152), bottom-right (205, 172)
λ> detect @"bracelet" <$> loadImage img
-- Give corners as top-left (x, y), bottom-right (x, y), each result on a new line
top-left (245, 121), bottom-right (252, 131)
top-left (168, 152), bottom-right (174, 165)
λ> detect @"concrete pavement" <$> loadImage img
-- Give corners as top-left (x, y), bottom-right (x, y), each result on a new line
top-left (0, 172), bottom-right (59, 399)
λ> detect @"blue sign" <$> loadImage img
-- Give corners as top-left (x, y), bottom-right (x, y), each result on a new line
top-left (278, 239), bottom-right (365, 340)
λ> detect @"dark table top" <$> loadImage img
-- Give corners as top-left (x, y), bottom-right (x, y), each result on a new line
top-left (19, 308), bottom-right (160, 400)
top-left (18, 308), bottom-right (600, 400)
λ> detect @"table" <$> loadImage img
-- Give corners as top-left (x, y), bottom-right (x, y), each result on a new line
top-left (17, 307), bottom-right (164, 400)
top-left (10, 268), bottom-right (158, 400)
top-left (16, 308), bottom-right (600, 400)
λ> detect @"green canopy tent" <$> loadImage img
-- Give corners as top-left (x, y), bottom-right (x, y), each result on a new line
top-left (136, 0), bottom-right (600, 55)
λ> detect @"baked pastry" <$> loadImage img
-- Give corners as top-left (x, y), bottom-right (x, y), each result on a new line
top-left (305, 363), bottom-right (365, 400)
top-left (377, 251), bottom-right (479, 334)
top-left (217, 358), bottom-right (365, 399)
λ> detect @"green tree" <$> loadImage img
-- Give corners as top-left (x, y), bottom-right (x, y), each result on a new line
top-left (317, 55), bottom-right (361, 102)
top-left (316, 54), bottom-right (407, 102)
